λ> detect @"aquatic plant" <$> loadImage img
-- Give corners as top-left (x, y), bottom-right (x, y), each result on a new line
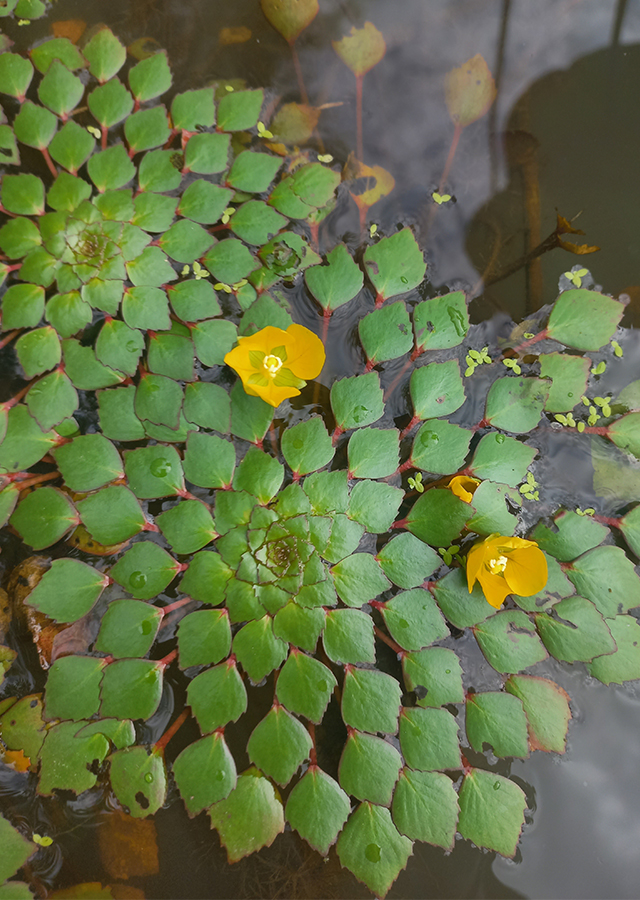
top-left (0, 11), bottom-right (640, 900)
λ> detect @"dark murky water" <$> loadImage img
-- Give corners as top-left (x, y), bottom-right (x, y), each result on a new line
top-left (2, 0), bottom-right (640, 896)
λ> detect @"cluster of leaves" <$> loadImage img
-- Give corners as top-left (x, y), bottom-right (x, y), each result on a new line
top-left (1, 21), bottom-right (640, 900)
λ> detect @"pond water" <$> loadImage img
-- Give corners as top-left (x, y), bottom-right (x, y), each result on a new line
top-left (2, 0), bottom-right (640, 897)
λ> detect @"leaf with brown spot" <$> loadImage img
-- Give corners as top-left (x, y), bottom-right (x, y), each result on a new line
top-left (343, 155), bottom-right (395, 211)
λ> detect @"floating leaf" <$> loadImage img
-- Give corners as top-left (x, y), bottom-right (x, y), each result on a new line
top-left (336, 802), bottom-right (412, 899)
top-left (410, 359), bottom-right (465, 420)
top-left (342, 667), bottom-right (401, 734)
top-left (411, 419), bottom-right (472, 475)
top-left (546, 289), bottom-right (624, 351)
top-left (233, 615), bottom-right (287, 683)
top-left (157, 499), bottom-right (216, 554)
top-left (247, 705), bottom-right (312, 785)
top-left (109, 746), bottom-right (167, 817)
top-left (208, 768), bottom-right (284, 863)
top-left (564, 545), bottom-right (640, 618)
top-left (305, 243), bottom-right (363, 312)
top-left (532, 509), bottom-right (607, 561)
top-left (539, 352), bottom-right (590, 413)
top-left (535, 595), bottom-right (615, 662)
top-left (286, 767), bottom-right (350, 856)
top-left (281, 417), bottom-right (334, 475)
top-left (485, 377), bottom-right (549, 433)
top-left (465, 691), bottom-right (529, 758)
top-left (217, 88), bottom-right (264, 131)
top-left (413, 291), bottom-right (469, 352)
top-left (26, 559), bottom-right (106, 623)
top-left (101, 659), bottom-right (163, 721)
top-left (173, 733), bottom-right (236, 817)
top-left (363, 229), bottom-right (425, 301)
top-left (83, 27), bottom-right (126, 82)
top-left (339, 730), bottom-right (402, 805)
top-left (380, 589), bottom-right (449, 651)
top-left (392, 768), bottom-right (459, 850)
top-left (39, 721), bottom-right (109, 796)
top-left (402, 647), bottom-right (464, 707)
top-left (128, 50), bottom-right (172, 103)
top-left (473, 610), bottom-right (547, 673)
top-left (109, 541), bottom-right (180, 600)
top-left (188, 660), bottom-right (247, 732)
top-left (406, 488), bottom-right (473, 548)
top-left (457, 768), bottom-right (525, 857)
top-left (276, 650), bottom-right (336, 722)
top-left (10, 487), bottom-right (79, 550)
top-left (376, 534), bottom-right (440, 589)
top-left (0, 52), bottom-right (34, 100)
top-left (53, 434), bottom-right (123, 492)
top-left (0, 815), bottom-right (36, 884)
top-left (505, 674), bottom-right (571, 753)
top-left (398, 707), bottom-right (461, 771)
top-left (177, 609), bottom-right (231, 668)
top-left (331, 372), bottom-right (384, 431)
top-left (95, 599), bottom-right (162, 659)
top-left (44, 656), bottom-right (105, 721)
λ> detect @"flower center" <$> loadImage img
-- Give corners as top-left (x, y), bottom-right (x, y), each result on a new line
top-left (488, 555), bottom-right (508, 575)
top-left (263, 354), bottom-right (283, 378)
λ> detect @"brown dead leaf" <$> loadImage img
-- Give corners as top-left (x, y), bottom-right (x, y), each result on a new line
top-left (98, 809), bottom-right (159, 881)
top-left (1, 747), bottom-right (32, 772)
top-left (8, 557), bottom-right (68, 669)
top-left (51, 20), bottom-right (87, 44)
top-left (0, 587), bottom-right (10, 643)
top-left (219, 26), bottom-right (252, 45)
top-left (66, 524), bottom-right (129, 557)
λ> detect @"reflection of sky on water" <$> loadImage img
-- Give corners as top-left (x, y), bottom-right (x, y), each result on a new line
top-left (495, 682), bottom-right (640, 899)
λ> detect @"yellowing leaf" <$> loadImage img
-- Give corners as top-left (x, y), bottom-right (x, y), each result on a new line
top-left (332, 22), bottom-right (386, 77)
top-left (219, 26), bottom-right (252, 45)
top-left (270, 103), bottom-right (321, 145)
top-left (444, 53), bottom-right (496, 128)
top-left (343, 155), bottom-right (395, 210)
top-left (260, 0), bottom-right (319, 44)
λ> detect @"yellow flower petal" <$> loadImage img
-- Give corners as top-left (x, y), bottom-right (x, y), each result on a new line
top-left (504, 546), bottom-right (548, 597)
top-left (466, 533), bottom-right (547, 608)
top-left (477, 568), bottom-right (512, 608)
top-left (281, 323), bottom-right (326, 380)
top-left (224, 323), bottom-right (326, 408)
top-left (466, 541), bottom-right (485, 592)
top-left (449, 475), bottom-right (480, 503)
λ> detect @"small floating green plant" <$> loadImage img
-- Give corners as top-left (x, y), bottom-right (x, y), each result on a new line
top-left (0, 9), bottom-right (639, 900)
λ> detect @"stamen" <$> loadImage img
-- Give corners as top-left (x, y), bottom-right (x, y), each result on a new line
top-left (263, 354), bottom-right (283, 378)
top-left (488, 555), bottom-right (508, 575)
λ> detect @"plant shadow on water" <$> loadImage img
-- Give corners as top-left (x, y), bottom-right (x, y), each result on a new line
top-left (1, 1), bottom-right (640, 898)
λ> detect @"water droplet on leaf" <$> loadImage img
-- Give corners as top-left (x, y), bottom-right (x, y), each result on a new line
top-left (129, 571), bottom-right (147, 589)
top-left (493, 781), bottom-right (501, 791)
top-left (365, 843), bottom-right (381, 863)
top-left (150, 458), bottom-right (171, 477)
top-left (144, 772), bottom-right (154, 783)
top-left (495, 434), bottom-right (505, 444)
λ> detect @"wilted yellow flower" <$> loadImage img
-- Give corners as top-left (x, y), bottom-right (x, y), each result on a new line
top-left (467, 533), bottom-right (548, 609)
top-left (448, 475), bottom-right (480, 503)
top-left (224, 324), bottom-right (325, 408)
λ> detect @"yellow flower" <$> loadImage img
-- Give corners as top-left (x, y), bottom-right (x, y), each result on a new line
top-left (466, 533), bottom-right (548, 609)
top-left (224, 324), bottom-right (325, 408)
top-left (448, 475), bottom-right (480, 503)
